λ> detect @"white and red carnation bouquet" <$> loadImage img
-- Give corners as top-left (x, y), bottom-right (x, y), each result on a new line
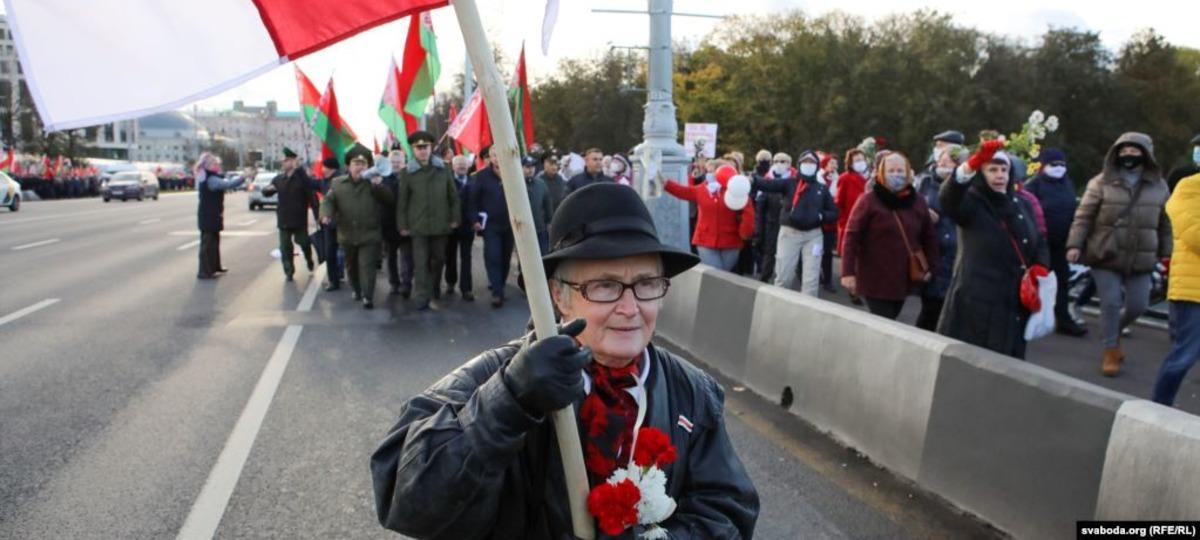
top-left (586, 426), bottom-right (678, 539)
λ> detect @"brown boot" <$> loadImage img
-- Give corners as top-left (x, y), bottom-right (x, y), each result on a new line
top-left (1102, 347), bottom-right (1125, 377)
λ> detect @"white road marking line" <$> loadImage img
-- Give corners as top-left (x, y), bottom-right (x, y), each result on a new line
top-left (176, 240), bottom-right (201, 251)
top-left (176, 325), bottom-right (303, 540)
top-left (0, 298), bottom-right (60, 327)
top-left (169, 231), bottom-right (270, 237)
top-left (296, 264), bottom-right (325, 312)
top-left (236, 219), bottom-right (258, 226)
top-left (138, 218), bottom-right (161, 225)
top-left (11, 238), bottom-right (61, 251)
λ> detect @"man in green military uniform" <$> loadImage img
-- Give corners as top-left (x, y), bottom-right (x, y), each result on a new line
top-left (396, 130), bottom-right (461, 311)
top-left (319, 144), bottom-right (394, 309)
top-left (262, 147), bottom-right (317, 281)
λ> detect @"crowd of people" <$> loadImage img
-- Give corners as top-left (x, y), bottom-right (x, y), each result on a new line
top-left (660, 130), bottom-right (1198, 407)
top-left (191, 129), bottom-right (1200, 409)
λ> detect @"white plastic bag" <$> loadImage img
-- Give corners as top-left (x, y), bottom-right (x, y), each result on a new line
top-left (1024, 271), bottom-right (1057, 341)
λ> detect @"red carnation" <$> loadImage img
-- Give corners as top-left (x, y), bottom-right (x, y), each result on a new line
top-left (587, 478), bottom-right (641, 535)
top-left (633, 427), bottom-right (677, 468)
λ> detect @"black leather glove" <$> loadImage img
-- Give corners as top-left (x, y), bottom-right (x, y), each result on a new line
top-left (502, 318), bottom-right (591, 415)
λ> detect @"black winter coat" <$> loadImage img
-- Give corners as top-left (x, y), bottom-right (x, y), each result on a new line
top-left (469, 166), bottom-right (510, 231)
top-left (451, 172), bottom-right (475, 236)
top-left (937, 173), bottom-right (1049, 359)
top-left (1024, 172), bottom-right (1078, 246)
top-left (565, 170), bottom-right (614, 195)
top-left (370, 341), bottom-right (760, 539)
top-left (262, 168), bottom-right (317, 231)
top-left (752, 174), bottom-right (837, 232)
top-left (915, 170), bottom-right (957, 300)
top-left (196, 172), bottom-right (243, 232)
top-left (378, 173), bottom-right (402, 243)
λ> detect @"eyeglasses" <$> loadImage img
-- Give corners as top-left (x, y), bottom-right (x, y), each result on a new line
top-left (557, 277), bottom-right (670, 303)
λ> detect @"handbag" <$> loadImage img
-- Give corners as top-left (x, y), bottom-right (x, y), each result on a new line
top-left (999, 220), bottom-right (1044, 313)
top-left (892, 211), bottom-right (928, 283)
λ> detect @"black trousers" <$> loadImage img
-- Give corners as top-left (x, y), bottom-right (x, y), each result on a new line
top-left (444, 230), bottom-right (474, 294)
top-left (198, 231), bottom-right (221, 276)
top-left (865, 297), bottom-right (905, 320)
top-left (916, 296), bottom-right (944, 331)
top-left (383, 236), bottom-right (414, 291)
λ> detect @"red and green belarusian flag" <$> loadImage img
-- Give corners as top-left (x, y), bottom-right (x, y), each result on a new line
top-left (509, 42), bottom-right (535, 155)
top-left (379, 11), bottom-right (440, 157)
top-left (316, 78), bottom-right (359, 163)
top-left (295, 66), bottom-right (357, 164)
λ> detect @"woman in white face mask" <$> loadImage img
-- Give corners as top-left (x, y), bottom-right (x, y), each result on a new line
top-left (835, 148), bottom-right (871, 300)
top-left (840, 152), bottom-right (938, 320)
top-left (1024, 147), bottom-right (1087, 337)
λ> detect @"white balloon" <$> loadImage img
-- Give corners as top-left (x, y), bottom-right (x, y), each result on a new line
top-left (727, 174), bottom-right (751, 196)
top-left (724, 191), bottom-right (749, 211)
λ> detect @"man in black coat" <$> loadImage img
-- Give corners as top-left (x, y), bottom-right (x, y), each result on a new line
top-left (195, 153), bottom-right (245, 279)
top-left (371, 183), bottom-right (759, 539)
top-left (564, 147), bottom-right (613, 194)
top-left (318, 156), bottom-right (345, 291)
top-left (469, 146), bottom-right (515, 307)
top-left (262, 147), bottom-right (317, 281)
top-left (380, 149), bottom-right (415, 297)
top-left (1025, 147), bottom-right (1087, 336)
top-left (444, 154), bottom-right (476, 301)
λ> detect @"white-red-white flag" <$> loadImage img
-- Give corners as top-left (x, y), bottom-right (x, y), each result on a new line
top-left (7, 0), bottom-right (447, 131)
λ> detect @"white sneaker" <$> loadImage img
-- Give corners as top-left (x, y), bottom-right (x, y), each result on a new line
top-left (1069, 303), bottom-right (1084, 324)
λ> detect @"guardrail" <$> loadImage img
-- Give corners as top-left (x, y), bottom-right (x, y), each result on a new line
top-left (656, 266), bottom-right (1200, 539)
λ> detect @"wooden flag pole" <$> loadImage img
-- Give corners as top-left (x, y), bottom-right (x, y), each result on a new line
top-left (449, 1), bottom-right (594, 538)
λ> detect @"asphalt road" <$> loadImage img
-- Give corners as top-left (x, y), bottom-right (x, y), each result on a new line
top-left (0, 194), bottom-right (1033, 538)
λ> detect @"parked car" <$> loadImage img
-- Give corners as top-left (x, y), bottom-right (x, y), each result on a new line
top-left (102, 171), bottom-right (159, 202)
top-left (248, 172), bottom-right (278, 210)
top-left (1, 171), bottom-right (20, 211)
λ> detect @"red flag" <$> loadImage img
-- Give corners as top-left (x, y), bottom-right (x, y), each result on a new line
top-left (446, 90), bottom-right (491, 157)
top-left (511, 43), bottom-right (536, 153)
top-left (448, 103), bottom-right (463, 155)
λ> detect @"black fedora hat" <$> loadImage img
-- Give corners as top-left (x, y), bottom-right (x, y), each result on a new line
top-left (544, 183), bottom-right (699, 277)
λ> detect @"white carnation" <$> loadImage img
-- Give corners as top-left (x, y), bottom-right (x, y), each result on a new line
top-left (1029, 110), bottom-right (1045, 125)
top-left (641, 525), bottom-right (670, 539)
top-left (636, 466), bottom-right (677, 524)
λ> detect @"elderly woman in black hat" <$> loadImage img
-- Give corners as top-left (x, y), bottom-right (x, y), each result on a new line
top-left (371, 183), bottom-right (759, 539)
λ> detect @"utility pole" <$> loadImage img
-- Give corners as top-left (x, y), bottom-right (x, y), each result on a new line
top-left (594, 0), bottom-right (722, 250)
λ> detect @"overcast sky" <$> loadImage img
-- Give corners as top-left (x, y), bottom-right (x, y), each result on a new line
top-left (10, 1), bottom-right (1200, 144)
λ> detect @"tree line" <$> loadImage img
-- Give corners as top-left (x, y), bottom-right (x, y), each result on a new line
top-left (529, 10), bottom-right (1200, 183)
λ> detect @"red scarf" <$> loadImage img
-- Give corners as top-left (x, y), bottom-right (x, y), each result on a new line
top-left (580, 360), bottom-right (641, 485)
top-left (791, 177), bottom-right (810, 208)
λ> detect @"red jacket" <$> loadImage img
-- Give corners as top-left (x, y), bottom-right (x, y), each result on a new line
top-left (664, 180), bottom-right (755, 249)
top-left (835, 171), bottom-right (868, 252)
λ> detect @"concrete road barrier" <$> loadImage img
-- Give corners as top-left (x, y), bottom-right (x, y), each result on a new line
top-left (658, 266), bottom-right (1200, 539)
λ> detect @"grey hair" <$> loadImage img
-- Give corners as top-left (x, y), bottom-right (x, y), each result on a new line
top-left (451, 155), bottom-right (471, 168)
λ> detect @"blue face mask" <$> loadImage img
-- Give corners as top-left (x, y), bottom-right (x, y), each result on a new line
top-left (1193, 146), bottom-right (1200, 165)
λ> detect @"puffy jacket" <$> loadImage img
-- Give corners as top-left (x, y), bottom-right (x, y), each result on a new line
top-left (752, 173), bottom-right (838, 232)
top-left (1067, 132), bottom-right (1173, 275)
top-left (664, 180), bottom-right (756, 250)
top-left (1166, 174), bottom-right (1200, 302)
top-left (319, 175), bottom-right (395, 246)
top-left (396, 157), bottom-right (461, 236)
top-left (1024, 170), bottom-right (1078, 245)
top-left (370, 341), bottom-right (760, 539)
